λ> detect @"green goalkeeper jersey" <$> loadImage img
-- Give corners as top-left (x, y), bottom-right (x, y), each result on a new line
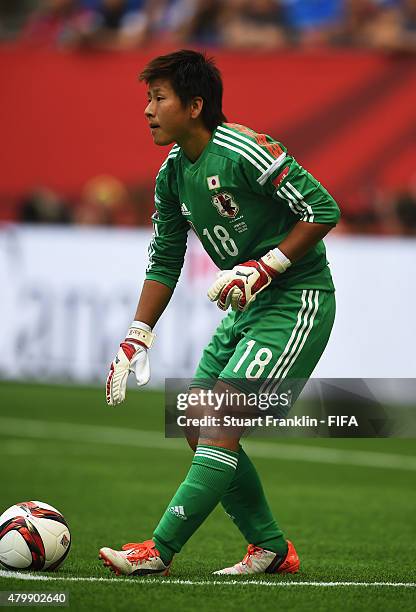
top-left (145, 122), bottom-right (340, 291)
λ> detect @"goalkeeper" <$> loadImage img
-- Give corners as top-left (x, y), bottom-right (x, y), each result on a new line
top-left (100, 49), bottom-right (340, 577)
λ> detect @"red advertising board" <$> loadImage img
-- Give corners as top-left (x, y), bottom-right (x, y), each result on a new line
top-left (1, 47), bottom-right (415, 217)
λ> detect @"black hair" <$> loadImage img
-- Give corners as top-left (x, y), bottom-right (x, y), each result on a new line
top-left (139, 49), bottom-right (227, 131)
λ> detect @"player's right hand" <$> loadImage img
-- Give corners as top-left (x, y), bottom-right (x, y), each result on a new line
top-left (106, 322), bottom-right (155, 406)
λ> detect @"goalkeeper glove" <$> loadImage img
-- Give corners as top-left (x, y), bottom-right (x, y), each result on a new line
top-left (106, 321), bottom-right (155, 406)
top-left (207, 248), bottom-right (291, 312)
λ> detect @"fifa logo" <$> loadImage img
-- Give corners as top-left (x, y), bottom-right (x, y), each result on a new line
top-left (211, 192), bottom-right (239, 219)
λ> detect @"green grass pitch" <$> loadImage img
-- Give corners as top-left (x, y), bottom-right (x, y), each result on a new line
top-left (0, 382), bottom-right (415, 611)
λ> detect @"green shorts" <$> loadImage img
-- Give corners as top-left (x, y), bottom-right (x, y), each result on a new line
top-left (191, 286), bottom-right (335, 396)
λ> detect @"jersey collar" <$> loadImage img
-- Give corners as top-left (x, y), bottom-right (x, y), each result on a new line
top-left (180, 127), bottom-right (218, 173)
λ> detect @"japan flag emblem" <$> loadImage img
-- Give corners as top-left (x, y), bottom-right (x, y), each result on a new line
top-left (207, 175), bottom-right (221, 190)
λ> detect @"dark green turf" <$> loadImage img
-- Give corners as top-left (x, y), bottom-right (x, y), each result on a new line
top-left (0, 382), bottom-right (415, 611)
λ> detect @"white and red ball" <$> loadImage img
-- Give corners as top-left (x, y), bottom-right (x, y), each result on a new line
top-left (0, 501), bottom-right (71, 571)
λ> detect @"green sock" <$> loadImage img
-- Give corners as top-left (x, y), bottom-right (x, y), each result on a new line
top-left (221, 447), bottom-right (288, 557)
top-left (153, 445), bottom-right (239, 564)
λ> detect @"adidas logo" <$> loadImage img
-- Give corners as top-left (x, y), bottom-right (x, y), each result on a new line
top-left (181, 203), bottom-right (191, 216)
top-left (168, 505), bottom-right (187, 520)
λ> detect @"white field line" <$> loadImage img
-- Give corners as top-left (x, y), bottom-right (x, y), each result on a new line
top-left (0, 417), bottom-right (416, 472)
top-left (0, 570), bottom-right (414, 588)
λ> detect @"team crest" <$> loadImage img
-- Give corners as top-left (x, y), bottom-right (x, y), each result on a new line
top-left (211, 191), bottom-right (239, 219)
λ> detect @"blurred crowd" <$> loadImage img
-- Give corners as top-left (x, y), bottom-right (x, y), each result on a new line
top-left (0, 0), bottom-right (415, 53)
top-left (18, 177), bottom-right (153, 226)
top-left (16, 175), bottom-right (416, 236)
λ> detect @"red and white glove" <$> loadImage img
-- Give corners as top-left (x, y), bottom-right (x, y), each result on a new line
top-left (207, 248), bottom-right (291, 312)
top-left (106, 321), bottom-right (155, 406)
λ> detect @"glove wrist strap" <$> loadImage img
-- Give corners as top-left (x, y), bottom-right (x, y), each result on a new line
top-left (126, 323), bottom-right (155, 349)
top-left (131, 320), bottom-right (152, 332)
top-left (261, 247), bottom-right (292, 276)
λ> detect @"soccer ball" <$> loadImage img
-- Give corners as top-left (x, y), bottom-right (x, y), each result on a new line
top-left (0, 501), bottom-right (71, 571)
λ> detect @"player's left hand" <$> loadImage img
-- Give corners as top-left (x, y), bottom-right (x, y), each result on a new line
top-left (207, 250), bottom-right (290, 312)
